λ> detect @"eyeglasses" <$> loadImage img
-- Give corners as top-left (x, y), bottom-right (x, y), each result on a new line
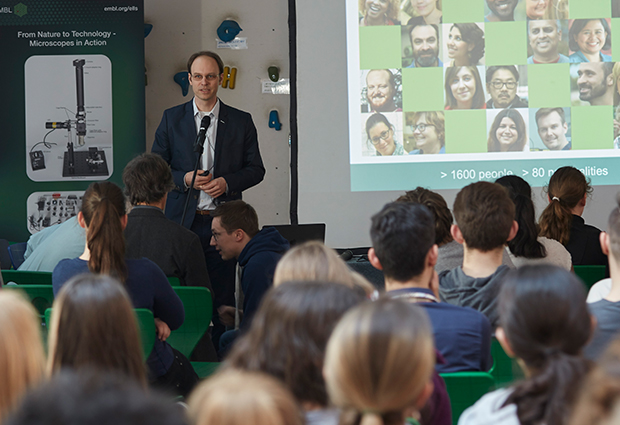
top-left (490, 80), bottom-right (517, 89)
top-left (192, 73), bottom-right (219, 82)
top-left (409, 123), bottom-right (435, 132)
top-left (211, 230), bottom-right (224, 242)
top-left (370, 128), bottom-right (392, 145)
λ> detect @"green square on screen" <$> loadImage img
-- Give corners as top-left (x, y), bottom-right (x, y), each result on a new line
top-left (442, 0), bottom-right (483, 23)
top-left (613, 19), bottom-right (620, 61)
top-left (569, 0), bottom-right (610, 19)
top-left (485, 22), bottom-right (527, 66)
top-left (359, 27), bottom-right (401, 69)
top-left (571, 106), bottom-right (613, 150)
top-left (444, 110), bottom-right (487, 153)
top-left (528, 64), bottom-right (570, 108)
top-left (402, 67), bottom-right (444, 111)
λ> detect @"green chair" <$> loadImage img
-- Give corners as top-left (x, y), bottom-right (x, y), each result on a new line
top-left (440, 372), bottom-right (495, 425)
top-left (167, 276), bottom-right (181, 286)
top-left (5, 284), bottom-right (54, 318)
top-left (44, 308), bottom-right (157, 363)
top-left (490, 337), bottom-right (525, 388)
top-left (574, 265), bottom-right (607, 291)
top-left (1, 270), bottom-right (53, 285)
top-left (168, 286), bottom-right (219, 378)
top-left (134, 309), bottom-right (157, 361)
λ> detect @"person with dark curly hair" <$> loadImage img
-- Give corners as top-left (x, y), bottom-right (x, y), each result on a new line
top-left (359, 0), bottom-right (400, 26)
top-left (445, 23), bottom-right (485, 66)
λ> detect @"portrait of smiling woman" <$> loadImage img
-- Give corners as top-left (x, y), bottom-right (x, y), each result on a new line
top-left (569, 19), bottom-right (612, 63)
top-left (444, 66), bottom-right (486, 110)
top-left (359, 0), bottom-right (400, 26)
top-left (487, 109), bottom-right (527, 152)
top-left (406, 0), bottom-right (442, 25)
top-left (364, 113), bottom-right (404, 156)
top-left (406, 111), bottom-right (446, 154)
top-left (444, 23), bottom-right (485, 66)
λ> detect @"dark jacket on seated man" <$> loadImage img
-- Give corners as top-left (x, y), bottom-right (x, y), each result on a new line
top-left (387, 286), bottom-right (492, 373)
top-left (125, 205), bottom-right (212, 292)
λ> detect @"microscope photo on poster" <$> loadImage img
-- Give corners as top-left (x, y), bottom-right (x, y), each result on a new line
top-left (24, 54), bottom-right (113, 182)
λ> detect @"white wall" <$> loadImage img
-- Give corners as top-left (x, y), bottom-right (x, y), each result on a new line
top-left (144, 0), bottom-right (291, 226)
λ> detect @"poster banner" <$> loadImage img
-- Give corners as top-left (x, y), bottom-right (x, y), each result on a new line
top-left (0, 0), bottom-right (144, 241)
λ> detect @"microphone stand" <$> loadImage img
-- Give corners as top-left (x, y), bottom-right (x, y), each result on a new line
top-left (180, 131), bottom-right (209, 227)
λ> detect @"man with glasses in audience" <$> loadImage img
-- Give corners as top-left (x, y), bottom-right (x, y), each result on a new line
top-left (485, 66), bottom-right (528, 109)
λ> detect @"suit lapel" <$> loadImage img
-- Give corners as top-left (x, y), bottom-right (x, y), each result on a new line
top-left (184, 100), bottom-right (199, 161)
top-left (214, 101), bottom-right (229, 174)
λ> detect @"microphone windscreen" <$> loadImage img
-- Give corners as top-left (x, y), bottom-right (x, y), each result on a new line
top-left (340, 250), bottom-right (354, 262)
top-left (200, 115), bottom-right (211, 131)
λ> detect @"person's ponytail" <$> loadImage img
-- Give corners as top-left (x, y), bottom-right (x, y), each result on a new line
top-left (81, 182), bottom-right (128, 283)
top-left (538, 167), bottom-right (591, 246)
top-left (505, 350), bottom-right (590, 425)
top-left (538, 197), bottom-right (573, 245)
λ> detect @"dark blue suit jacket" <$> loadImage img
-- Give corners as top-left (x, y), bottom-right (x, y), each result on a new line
top-left (152, 100), bottom-right (265, 227)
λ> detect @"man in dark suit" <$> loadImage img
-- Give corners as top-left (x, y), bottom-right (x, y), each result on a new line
top-left (151, 51), bottom-right (265, 336)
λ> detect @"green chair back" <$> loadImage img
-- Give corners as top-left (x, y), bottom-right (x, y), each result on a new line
top-left (44, 308), bottom-right (156, 362)
top-left (574, 265), bottom-right (607, 291)
top-left (490, 337), bottom-right (525, 387)
top-left (5, 284), bottom-right (54, 317)
top-left (167, 276), bottom-right (181, 286)
top-left (134, 309), bottom-right (156, 361)
top-left (1, 270), bottom-right (53, 285)
top-left (168, 286), bottom-right (213, 359)
top-left (440, 372), bottom-right (495, 425)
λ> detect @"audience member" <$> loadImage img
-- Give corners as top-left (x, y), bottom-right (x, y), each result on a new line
top-left (188, 370), bottom-right (303, 425)
top-left (439, 182), bottom-right (518, 327)
top-left (224, 281), bottom-right (366, 425)
top-left (324, 299), bottom-right (435, 425)
top-left (369, 202), bottom-right (492, 373)
top-left (47, 274), bottom-right (146, 386)
top-left (459, 265), bottom-right (592, 425)
top-left (571, 338), bottom-right (620, 425)
top-left (0, 291), bottom-right (45, 424)
top-left (396, 187), bottom-right (514, 273)
top-left (123, 153), bottom-right (212, 290)
top-left (210, 200), bottom-right (289, 352)
top-left (123, 153), bottom-right (217, 361)
top-left (18, 216), bottom-right (85, 272)
top-left (273, 240), bottom-right (375, 296)
top-left (496, 175), bottom-right (571, 269)
top-left (51, 182), bottom-right (195, 397)
top-left (584, 196), bottom-right (620, 360)
top-left (5, 369), bottom-right (187, 425)
top-left (539, 166), bottom-right (607, 266)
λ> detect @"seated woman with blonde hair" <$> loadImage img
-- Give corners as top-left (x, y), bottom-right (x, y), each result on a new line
top-left (324, 298), bottom-right (435, 425)
top-left (273, 240), bottom-right (376, 297)
top-left (188, 370), bottom-right (303, 425)
top-left (0, 291), bottom-right (45, 424)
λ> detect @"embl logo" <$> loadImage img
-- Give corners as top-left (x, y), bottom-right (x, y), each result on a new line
top-left (14, 3), bottom-right (27, 17)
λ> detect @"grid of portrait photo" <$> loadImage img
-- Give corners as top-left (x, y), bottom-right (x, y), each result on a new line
top-left (357, 0), bottom-right (620, 157)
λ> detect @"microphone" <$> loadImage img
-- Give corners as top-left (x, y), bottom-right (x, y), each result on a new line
top-left (340, 250), bottom-right (354, 262)
top-left (194, 115), bottom-right (211, 152)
